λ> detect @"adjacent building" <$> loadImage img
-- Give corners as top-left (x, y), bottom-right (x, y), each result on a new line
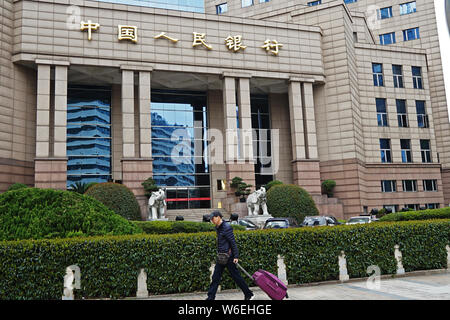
top-left (0, 0), bottom-right (448, 219)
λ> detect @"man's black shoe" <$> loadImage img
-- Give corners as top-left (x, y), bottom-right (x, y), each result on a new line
top-left (244, 293), bottom-right (254, 300)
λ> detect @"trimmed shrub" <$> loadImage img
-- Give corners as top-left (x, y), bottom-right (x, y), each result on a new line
top-left (0, 188), bottom-right (142, 241)
top-left (133, 220), bottom-right (245, 234)
top-left (6, 183), bottom-right (28, 192)
top-left (266, 184), bottom-right (319, 224)
top-left (380, 207), bottom-right (450, 222)
top-left (85, 183), bottom-right (141, 221)
top-left (321, 180), bottom-right (336, 197)
top-left (0, 220), bottom-right (448, 299)
top-left (265, 180), bottom-right (283, 191)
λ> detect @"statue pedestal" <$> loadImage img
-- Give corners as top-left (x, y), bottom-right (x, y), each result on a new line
top-left (242, 214), bottom-right (273, 229)
top-left (147, 218), bottom-right (169, 221)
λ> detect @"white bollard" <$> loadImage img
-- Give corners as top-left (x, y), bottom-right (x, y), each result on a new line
top-left (277, 255), bottom-right (288, 286)
top-left (446, 245), bottom-right (450, 270)
top-left (338, 251), bottom-right (349, 282)
top-left (394, 245), bottom-right (405, 275)
top-left (136, 269), bottom-right (149, 298)
top-left (62, 265), bottom-right (81, 300)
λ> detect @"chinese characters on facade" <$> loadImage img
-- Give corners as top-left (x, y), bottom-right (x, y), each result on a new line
top-left (79, 21), bottom-right (283, 56)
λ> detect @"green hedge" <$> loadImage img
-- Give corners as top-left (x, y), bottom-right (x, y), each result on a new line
top-left (379, 207), bottom-right (450, 222)
top-left (133, 220), bottom-right (245, 234)
top-left (0, 188), bottom-right (142, 241)
top-left (0, 220), bottom-right (449, 299)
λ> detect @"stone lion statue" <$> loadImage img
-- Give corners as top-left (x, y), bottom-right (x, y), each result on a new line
top-left (148, 188), bottom-right (166, 220)
top-left (246, 186), bottom-right (269, 216)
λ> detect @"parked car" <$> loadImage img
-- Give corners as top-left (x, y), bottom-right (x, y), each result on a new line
top-left (300, 216), bottom-right (341, 227)
top-left (230, 218), bottom-right (258, 230)
top-left (346, 216), bottom-right (373, 225)
top-left (263, 217), bottom-right (299, 229)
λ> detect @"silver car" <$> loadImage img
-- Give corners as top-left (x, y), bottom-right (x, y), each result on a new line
top-left (346, 216), bottom-right (372, 225)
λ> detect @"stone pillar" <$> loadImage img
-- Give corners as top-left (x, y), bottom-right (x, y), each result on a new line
top-left (35, 62), bottom-right (68, 190)
top-left (288, 78), bottom-right (321, 195)
top-left (120, 67), bottom-right (153, 220)
top-left (222, 75), bottom-right (255, 215)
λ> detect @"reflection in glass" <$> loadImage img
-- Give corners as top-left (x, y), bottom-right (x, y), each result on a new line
top-left (67, 86), bottom-right (112, 187)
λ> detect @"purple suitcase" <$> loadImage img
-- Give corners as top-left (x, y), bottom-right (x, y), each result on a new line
top-left (237, 263), bottom-right (288, 300)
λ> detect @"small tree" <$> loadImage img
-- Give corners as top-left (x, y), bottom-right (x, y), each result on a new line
top-left (230, 177), bottom-right (252, 202)
top-left (321, 180), bottom-right (336, 198)
top-left (266, 180), bottom-right (283, 191)
top-left (142, 177), bottom-right (159, 198)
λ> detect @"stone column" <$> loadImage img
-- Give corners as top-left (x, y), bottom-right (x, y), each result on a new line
top-left (120, 67), bottom-right (153, 220)
top-left (34, 62), bottom-right (68, 190)
top-left (222, 75), bottom-right (255, 216)
top-left (288, 78), bottom-right (321, 195)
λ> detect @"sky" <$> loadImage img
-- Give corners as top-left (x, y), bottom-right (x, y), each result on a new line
top-left (434, 0), bottom-right (450, 120)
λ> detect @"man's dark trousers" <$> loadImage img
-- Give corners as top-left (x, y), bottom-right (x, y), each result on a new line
top-left (207, 257), bottom-right (253, 300)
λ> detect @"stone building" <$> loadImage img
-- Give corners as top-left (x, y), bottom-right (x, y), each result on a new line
top-left (0, 0), bottom-right (448, 220)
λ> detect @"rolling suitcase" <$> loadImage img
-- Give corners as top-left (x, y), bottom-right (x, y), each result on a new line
top-left (236, 263), bottom-right (288, 300)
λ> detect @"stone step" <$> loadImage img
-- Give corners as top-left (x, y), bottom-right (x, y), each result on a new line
top-left (165, 208), bottom-right (227, 222)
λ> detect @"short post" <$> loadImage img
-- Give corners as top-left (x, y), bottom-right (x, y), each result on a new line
top-left (136, 269), bottom-right (149, 298)
top-left (210, 263), bottom-right (221, 292)
top-left (338, 251), bottom-right (349, 282)
top-left (62, 265), bottom-right (81, 300)
top-left (394, 245), bottom-right (405, 275)
top-left (446, 245), bottom-right (450, 270)
top-left (277, 255), bottom-right (288, 286)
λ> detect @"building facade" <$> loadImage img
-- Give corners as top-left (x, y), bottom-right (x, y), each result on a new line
top-left (0, 0), bottom-right (448, 219)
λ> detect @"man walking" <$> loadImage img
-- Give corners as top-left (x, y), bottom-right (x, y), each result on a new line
top-left (206, 211), bottom-right (254, 300)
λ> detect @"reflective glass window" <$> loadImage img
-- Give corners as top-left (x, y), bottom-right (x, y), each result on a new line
top-left (95, 0), bottom-right (205, 13)
top-left (67, 86), bottom-right (112, 188)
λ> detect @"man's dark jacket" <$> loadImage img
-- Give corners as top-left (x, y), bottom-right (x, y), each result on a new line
top-left (216, 221), bottom-right (239, 259)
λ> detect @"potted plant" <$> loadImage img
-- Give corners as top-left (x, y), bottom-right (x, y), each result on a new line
top-left (141, 177), bottom-right (160, 198)
top-left (230, 177), bottom-right (252, 203)
top-left (321, 180), bottom-right (336, 198)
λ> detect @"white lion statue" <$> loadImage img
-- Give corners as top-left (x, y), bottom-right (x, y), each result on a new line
top-left (246, 186), bottom-right (269, 216)
top-left (148, 188), bottom-right (166, 220)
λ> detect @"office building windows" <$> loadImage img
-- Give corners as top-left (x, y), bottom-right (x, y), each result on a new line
top-left (307, 0), bottom-right (322, 6)
top-left (392, 65), bottom-right (404, 88)
top-left (402, 180), bottom-right (417, 192)
top-left (420, 139), bottom-right (432, 163)
top-left (396, 99), bottom-right (408, 127)
top-left (373, 63), bottom-right (384, 86)
top-left (378, 6), bottom-right (393, 19)
top-left (380, 139), bottom-right (392, 163)
top-left (400, 139), bottom-right (412, 163)
top-left (423, 179), bottom-right (437, 192)
top-left (242, 0), bottom-right (253, 7)
top-left (379, 32), bottom-right (396, 45)
top-left (412, 66), bottom-right (423, 89)
top-left (216, 3), bottom-right (227, 14)
top-left (376, 98), bottom-right (388, 127)
top-left (416, 100), bottom-right (429, 128)
top-left (403, 27), bottom-right (420, 41)
top-left (381, 180), bottom-right (397, 193)
top-left (400, 1), bottom-right (417, 15)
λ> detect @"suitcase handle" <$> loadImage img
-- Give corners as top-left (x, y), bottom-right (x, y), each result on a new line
top-left (236, 263), bottom-right (254, 281)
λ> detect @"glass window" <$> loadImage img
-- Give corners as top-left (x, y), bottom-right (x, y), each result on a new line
top-left (307, 0), bottom-right (321, 6)
top-left (403, 27), bottom-right (420, 41)
top-left (242, 0), bottom-right (253, 7)
top-left (400, 1), bottom-right (417, 15)
top-left (372, 63), bottom-right (384, 86)
top-left (380, 139), bottom-right (392, 163)
top-left (400, 139), bottom-right (412, 163)
top-left (426, 203), bottom-right (440, 209)
top-left (392, 65), bottom-right (404, 88)
top-left (376, 98), bottom-right (388, 127)
top-left (378, 6), bottom-right (393, 19)
top-left (420, 139), bottom-right (432, 163)
top-left (67, 86), bottom-right (112, 188)
top-left (379, 32), bottom-right (396, 45)
top-left (396, 99), bottom-right (408, 128)
top-left (251, 95), bottom-right (273, 188)
top-left (259, 0), bottom-right (270, 2)
top-left (381, 180), bottom-right (397, 192)
top-left (416, 100), bottom-right (429, 128)
top-left (216, 3), bottom-right (227, 14)
top-left (423, 180), bottom-right (437, 192)
top-left (412, 66), bottom-right (423, 89)
top-left (402, 180), bottom-right (417, 192)
top-left (344, 0), bottom-right (357, 3)
top-left (151, 90), bottom-right (210, 209)
top-left (96, 0), bottom-right (205, 13)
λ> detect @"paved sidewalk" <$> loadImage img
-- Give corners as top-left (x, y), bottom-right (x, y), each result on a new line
top-left (134, 270), bottom-right (450, 300)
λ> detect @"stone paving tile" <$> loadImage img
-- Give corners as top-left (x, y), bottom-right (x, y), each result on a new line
top-left (139, 272), bottom-right (450, 300)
